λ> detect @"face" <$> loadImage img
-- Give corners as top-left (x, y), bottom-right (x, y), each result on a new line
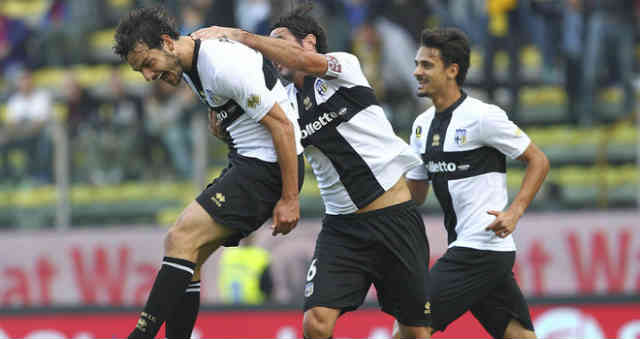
top-left (127, 37), bottom-right (183, 86)
top-left (413, 47), bottom-right (457, 98)
top-left (269, 27), bottom-right (303, 81)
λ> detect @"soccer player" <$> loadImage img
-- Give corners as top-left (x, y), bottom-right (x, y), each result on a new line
top-left (401, 28), bottom-right (550, 338)
top-left (193, 5), bottom-right (432, 339)
top-left (113, 7), bottom-right (304, 339)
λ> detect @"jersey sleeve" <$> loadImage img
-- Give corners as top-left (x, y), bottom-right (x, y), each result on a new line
top-left (323, 52), bottom-right (369, 86)
top-left (480, 105), bottom-right (531, 159)
top-left (208, 45), bottom-right (277, 122)
top-left (405, 117), bottom-right (430, 181)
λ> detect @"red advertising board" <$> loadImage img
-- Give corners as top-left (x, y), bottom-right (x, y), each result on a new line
top-left (0, 212), bottom-right (638, 308)
top-left (1, 303), bottom-right (639, 338)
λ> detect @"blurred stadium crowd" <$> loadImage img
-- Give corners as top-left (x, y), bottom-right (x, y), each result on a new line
top-left (0, 0), bottom-right (639, 229)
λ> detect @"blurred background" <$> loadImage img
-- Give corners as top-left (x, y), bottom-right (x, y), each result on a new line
top-left (0, 0), bottom-right (638, 338)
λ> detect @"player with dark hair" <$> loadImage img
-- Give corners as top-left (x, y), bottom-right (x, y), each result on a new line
top-left (399, 27), bottom-right (549, 338)
top-left (193, 4), bottom-right (432, 339)
top-left (114, 6), bottom-right (304, 338)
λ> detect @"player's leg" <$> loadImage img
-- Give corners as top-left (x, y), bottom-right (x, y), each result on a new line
top-left (504, 319), bottom-right (536, 339)
top-left (394, 322), bottom-right (432, 338)
top-left (302, 217), bottom-right (375, 338)
top-left (370, 202), bottom-right (433, 338)
top-left (469, 260), bottom-right (536, 339)
top-left (129, 201), bottom-right (235, 338)
top-left (303, 306), bottom-right (341, 338)
top-left (165, 242), bottom-right (218, 339)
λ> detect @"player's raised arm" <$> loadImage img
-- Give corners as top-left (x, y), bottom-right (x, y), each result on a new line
top-left (191, 26), bottom-right (328, 77)
top-left (260, 103), bottom-right (300, 235)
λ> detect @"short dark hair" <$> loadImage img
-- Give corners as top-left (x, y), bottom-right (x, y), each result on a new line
top-left (271, 2), bottom-right (328, 54)
top-left (420, 28), bottom-right (470, 86)
top-left (113, 6), bottom-right (180, 61)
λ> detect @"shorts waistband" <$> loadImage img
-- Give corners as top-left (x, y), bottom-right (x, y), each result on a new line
top-left (324, 200), bottom-right (417, 221)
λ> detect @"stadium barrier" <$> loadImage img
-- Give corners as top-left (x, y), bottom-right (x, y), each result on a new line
top-left (1, 298), bottom-right (639, 338)
top-left (1, 211), bottom-right (638, 308)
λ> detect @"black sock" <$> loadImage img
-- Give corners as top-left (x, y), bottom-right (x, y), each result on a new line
top-left (166, 280), bottom-right (201, 339)
top-left (128, 257), bottom-right (196, 339)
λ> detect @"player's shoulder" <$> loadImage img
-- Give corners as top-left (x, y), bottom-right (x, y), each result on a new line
top-left (458, 94), bottom-right (507, 120)
top-left (199, 39), bottom-right (258, 66)
top-left (413, 106), bottom-right (436, 127)
top-left (326, 51), bottom-right (360, 63)
top-left (324, 51), bottom-right (362, 74)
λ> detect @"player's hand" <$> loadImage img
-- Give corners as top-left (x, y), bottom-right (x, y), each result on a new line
top-left (190, 26), bottom-right (243, 41)
top-left (485, 209), bottom-right (520, 238)
top-left (271, 198), bottom-right (300, 236)
top-left (208, 108), bottom-right (227, 141)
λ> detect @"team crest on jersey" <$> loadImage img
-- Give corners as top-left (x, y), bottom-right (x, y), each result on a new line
top-left (454, 128), bottom-right (467, 145)
top-left (415, 126), bottom-right (423, 138)
top-left (315, 79), bottom-right (329, 96)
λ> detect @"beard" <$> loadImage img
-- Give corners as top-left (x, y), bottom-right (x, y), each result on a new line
top-left (164, 52), bottom-right (183, 86)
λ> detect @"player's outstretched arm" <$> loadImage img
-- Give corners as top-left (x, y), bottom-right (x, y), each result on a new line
top-left (191, 26), bottom-right (328, 76)
top-left (486, 142), bottom-right (550, 237)
top-left (407, 179), bottom-right (430, 206)
top-left (260, 103), bottom-right (301, 236)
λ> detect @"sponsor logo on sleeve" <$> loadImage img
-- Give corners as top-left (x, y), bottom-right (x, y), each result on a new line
top-left (326, 55), bottom-right (342, 74)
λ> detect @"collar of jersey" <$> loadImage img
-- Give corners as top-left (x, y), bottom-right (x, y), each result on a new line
top-left (185, 38), bottom-right (202, 84)
top-left (435, 90), bottom-right (467, 117)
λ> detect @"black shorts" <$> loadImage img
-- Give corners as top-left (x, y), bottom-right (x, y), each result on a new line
top-left (303, 201), bottom-right (431, 327)
top-left (430, 246), bottom-right (534, 338)
top-left (196, 152), bottom-right (304, 246)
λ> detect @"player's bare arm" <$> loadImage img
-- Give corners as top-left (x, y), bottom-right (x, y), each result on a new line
top-left (191, 26), bottom-right (329, 76)
top-left (207, 108), bottom-right (228, 141)
top-left (486, 142), bottom-right (550, 237)
top-left (260, 102), bottom-right (301, 236)
top-left (407, 179), bottom-right (430, 206)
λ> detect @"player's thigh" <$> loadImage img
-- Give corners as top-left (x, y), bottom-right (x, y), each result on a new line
top-left (429, 247), bottom-right (514, 333)
top-left (195, 155), bottom-right (286, 246)
top-left (167, 201), bottom-right (235, 253)
top-left (372, 203), bottom-right (432, 328)
top-left (470, 271), bottom-right (535, 339)
top-left (303, 226), bottom-right (374, 314)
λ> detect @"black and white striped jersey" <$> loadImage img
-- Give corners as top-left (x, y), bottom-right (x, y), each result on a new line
top-left (183, 39), bottom-right (303, 162)
top-left (406, 93), bottom-right (531, 251)
top-left (287, 52), bottom-right (422, 215)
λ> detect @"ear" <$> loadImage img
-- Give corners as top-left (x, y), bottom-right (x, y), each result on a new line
top-left (161, 34), bottom-right (174, 51)
top-left (447, 63), bottom-right (459, 81)
top-left (302, 33), bottom-right (317, 51)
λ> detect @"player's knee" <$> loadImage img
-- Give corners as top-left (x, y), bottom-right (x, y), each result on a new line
top-left (503, 319), bottom-right (536, 339)
top-left (303, 308), bottom-right (336, 338)
top-left (164, 219), bottom-right (199, 259)
top-left (396, 323), bottom-right (432, 339)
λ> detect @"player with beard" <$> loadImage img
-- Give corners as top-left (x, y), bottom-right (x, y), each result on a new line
top-left (193, 4), bottom-right (432, 339)
top-left (114, 7), bottom-right (304, 338)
